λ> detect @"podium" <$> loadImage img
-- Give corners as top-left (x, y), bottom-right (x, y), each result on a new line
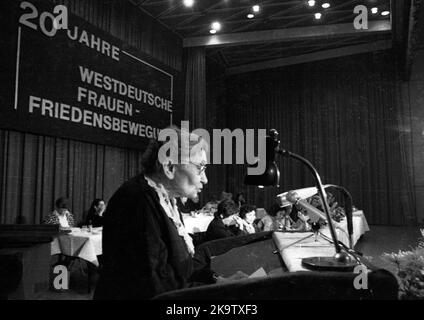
top-left (0, 225), bottom-right (59, 300)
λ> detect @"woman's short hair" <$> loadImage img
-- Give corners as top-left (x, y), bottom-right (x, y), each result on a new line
top-left (239, 204), bottom-right (257, 219)
top-left (90, 198), bottom-right (103, 210)
top-left (268, 203), bottom-right (291, 217)
top-left (55, 197), bottom-right (69, 209)
top-left (234, 192), bottom-right (246, 202)
top-left (215, 199), bottom-right (238, 219)
top-left (141, 125), bottom-right (208, 175)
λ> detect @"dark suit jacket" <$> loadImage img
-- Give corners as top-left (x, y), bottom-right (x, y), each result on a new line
top-left (93, 174), bottom-right (214, 300)
top-left (205, 217), bottom-right (242, 242)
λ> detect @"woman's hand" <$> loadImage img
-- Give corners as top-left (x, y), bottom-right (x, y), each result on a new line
top-left (233, 216), bottom-right (245, 229)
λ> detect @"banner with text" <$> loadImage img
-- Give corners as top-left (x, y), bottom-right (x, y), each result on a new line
top-left (0, 0), bottom-right (176, 150)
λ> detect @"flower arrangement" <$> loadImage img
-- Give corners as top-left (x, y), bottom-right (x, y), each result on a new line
top-left (382, 229), bottom-right (424, 300)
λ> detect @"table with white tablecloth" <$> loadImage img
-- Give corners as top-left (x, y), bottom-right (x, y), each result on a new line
top-left (50, 228), bottom-right (102, 267)
top-left (320, 210), bottom-right (369, 248)
top-left (182, 213), bottom-right (214, 234)
top-left (273, 211), bottom-right (369, 272)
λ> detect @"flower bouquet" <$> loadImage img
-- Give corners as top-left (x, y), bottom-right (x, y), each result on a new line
top-left (382, 229), bottom-right (424, 300)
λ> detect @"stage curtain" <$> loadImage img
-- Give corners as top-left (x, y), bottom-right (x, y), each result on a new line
top-left (223, 51), bottom-right (416, 226)
top-left (184, 47), bottom-right (206, 129)
top-left (0, 130), bottom-right (143, 225)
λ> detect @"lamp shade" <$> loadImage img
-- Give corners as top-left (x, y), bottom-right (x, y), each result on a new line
top-left (244, 161), bottom-right (280, 187)
top-left (244, 130), bottom-right (281, 187)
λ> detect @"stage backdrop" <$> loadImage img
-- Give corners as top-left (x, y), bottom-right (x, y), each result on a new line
top-left (0, 0), bottom-right (177, 151)
top-left (0, 0), bottom-right (184, 224)
top-left (220, 51), bottom-right (416, 226)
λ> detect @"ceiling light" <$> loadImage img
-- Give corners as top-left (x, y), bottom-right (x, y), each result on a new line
top-left (381, 11), bottom-right (390, 16)
top-left (247, 13), bottom-right (255, 19)
top-left (252, 5), bottom-right (260, 13)
top-left (183, 0), bottom-right (194, 7)
top-left (371, 7), bottom-right (378, 14)
top-left (308, 0), bottom-right (316, 7)
top-left (314, 12), bottom-right (322, 20)
top-left (322, 3), bottom-right (330, 9)
top-left (209, 29), bottom-right (217, 34)
top-left (211, 21), bottom-right (221, 31)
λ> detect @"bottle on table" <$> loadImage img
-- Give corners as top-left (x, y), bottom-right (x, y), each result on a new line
top-left (88, 220), bottom-right (93, 233)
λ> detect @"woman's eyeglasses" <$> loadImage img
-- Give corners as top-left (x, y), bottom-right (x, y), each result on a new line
top-left (189, 161), bottom-right (207, 174)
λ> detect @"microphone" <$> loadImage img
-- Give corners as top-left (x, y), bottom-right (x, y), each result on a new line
top-left (286, 191), bottom-right (343, 231)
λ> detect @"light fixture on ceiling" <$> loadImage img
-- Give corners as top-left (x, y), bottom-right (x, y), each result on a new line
top-left (308, 0), bottom-right (316, 7)
top-left (211, 21), bottom-right (221, 31)
top-left (247, 13), bottom-right (255, 19)
top-left (322, 3), bottom-right (330, 9)
top-left (209, 29), bottom-right (217, 34)
top-left (252, 5), bottom-right (260, 13)
top-left (314, 12), bottom-right (322, 20)
top-left (183, 0), bottom-right (194, 8)
top-left (381, 10), bottom-right (390, 16)
top-left (371, 7), bottom-right (378, 14)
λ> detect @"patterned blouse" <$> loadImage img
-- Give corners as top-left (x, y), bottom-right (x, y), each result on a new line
top-left (43, 210), bottom-right (75, 228)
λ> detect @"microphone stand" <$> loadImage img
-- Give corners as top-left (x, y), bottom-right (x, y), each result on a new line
top-left (323, 185), bottom-right (354, 249)
top-left (276, 148), bottom-right (359, 271)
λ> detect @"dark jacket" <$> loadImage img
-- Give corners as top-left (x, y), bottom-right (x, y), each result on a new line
top-left (205, 217), bottom-right (242, 242)
top-left (85, 211), bottom-right (103, 227)
top-left (93, 174), bottom-right (214, 300)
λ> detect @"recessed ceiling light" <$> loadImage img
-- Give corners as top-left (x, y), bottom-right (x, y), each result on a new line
top-left (308, 0), bottom-right (316, 7)
top-left (211, 21), bottom-right (221, 31)
top-left (381, 10), bottom-right (390, 16)
top-left (371, 7), bottom-right (378, 14)
top-left (314, 12), bottom-right (322, 20)
top-left (252, 5), bottom-right (260, 13)
top-left (183, 0), bottom-right (194, 8)
top-left (322, 3), bottom-right (330, 9)
top-left (247, 13), bottom-right (255, 19)
top-left (209, 29), bottom-right (217, 34)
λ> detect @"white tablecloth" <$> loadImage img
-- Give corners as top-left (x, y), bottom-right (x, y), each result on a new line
top-left (182, 214), bottom-right (214, 234)
top-left (273, 211), bottom-right (369, 272)
top-left (51, 228), bottom-right (102, 266)
top-left (321, 210), bottom-right (370, 248)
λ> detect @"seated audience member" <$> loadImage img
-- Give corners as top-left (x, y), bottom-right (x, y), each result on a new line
top-left (238, 204), bottom-right (258, 235)
top-left (220, 191), bottom-right (233, 201)
top-left (307, 192), bottom-right (345, 223)
top-left (205, 199), bottom-right (243, 241)
top-left (257, 199), bottom-right (291, 231)
top-left (85, 198), bottom-right (106, 227)
top-left (199, 194), bottom-right (219, 215)
top-left (43, 197), bottom-right (75, 229)
top-left (234, 192), bottom-right (246, 209)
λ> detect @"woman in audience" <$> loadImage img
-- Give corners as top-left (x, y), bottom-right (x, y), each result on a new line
top-left (43, 197), bottom-right (75, 229)
top-left (234, 192), bottom-right (246, 209)
top-left (85, 198), bottom-right (106, 227)
top-left (257, 199), bottom-right (292, 231)
top-left (205, 199), bottom-right (243, 241)
top-left (199, 194), bottom-right (219, 215)
top-left (238, 204), bottom-right (258, 235)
